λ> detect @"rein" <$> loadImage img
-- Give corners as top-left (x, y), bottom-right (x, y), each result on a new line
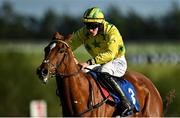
top-left (56, 69), bottom-right (81, 78)
top-left (73, 95), bottom-right (110, 117)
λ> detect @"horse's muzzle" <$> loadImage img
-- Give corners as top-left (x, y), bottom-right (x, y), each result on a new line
top-left (36, 67), bottom-right (49, 84)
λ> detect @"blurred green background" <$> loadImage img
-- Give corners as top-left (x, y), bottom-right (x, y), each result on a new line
top-left (0, 0), bottom-right (180, 117)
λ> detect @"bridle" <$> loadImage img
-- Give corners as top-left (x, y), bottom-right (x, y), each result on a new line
top-left (43, 39), bottom-right (80, 78)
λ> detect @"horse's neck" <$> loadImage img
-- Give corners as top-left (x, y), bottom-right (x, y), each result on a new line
top-left (58, 50), bottom-right (90, 115)
top-left (63, 51), bottom-right (88, 90)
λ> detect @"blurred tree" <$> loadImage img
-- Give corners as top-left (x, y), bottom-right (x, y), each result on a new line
top-left (57, 15), bottom-right (81, 36)
top-left (37, 9), bottom-right (59, 39)
top-left (143, 16), bottom-right (161, 40)
top-left (107, 6), bottom-right (126, 39)
top-left (124, 9), bottom-right (145, 40)
top-left (0, 1), bottom-right (14, 22)
top-left (161, 2), bottom-right (180, 40)
top-left (0, 1), bottom-right (180, 41)
top-left (24, 16), bottom-right (40, 38)
top-left (0, 1), bottom-right (14, 38)
top-left (0, 1), bottom-right (29, 39)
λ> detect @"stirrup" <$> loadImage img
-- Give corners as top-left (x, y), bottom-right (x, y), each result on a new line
top-left (121, 106), bottom-right (133, 116)
top-left (121, 101), bottom-right (133, 116)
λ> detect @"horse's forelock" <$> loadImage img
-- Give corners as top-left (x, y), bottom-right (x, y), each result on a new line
top-left (65, 34), bottom-right (72, 40)
top-left (64, 34), bottom-right (72, 43)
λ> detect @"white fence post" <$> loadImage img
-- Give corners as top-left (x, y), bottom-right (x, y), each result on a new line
top-left (30, 100), bottom-right (47, 117)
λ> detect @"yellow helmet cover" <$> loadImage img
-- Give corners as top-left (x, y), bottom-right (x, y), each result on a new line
top-left (83, 7), bottom-right (104, 23)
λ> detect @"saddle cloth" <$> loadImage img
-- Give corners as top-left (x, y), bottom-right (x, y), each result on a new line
top-left (89, 71), bottom-right (140, 116)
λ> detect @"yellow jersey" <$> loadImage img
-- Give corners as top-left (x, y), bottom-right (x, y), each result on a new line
top-left (70, 21), bottom-right (125, 65)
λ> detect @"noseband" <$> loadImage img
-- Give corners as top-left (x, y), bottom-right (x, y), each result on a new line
top-left (43, 39), bottom-right (81, 78)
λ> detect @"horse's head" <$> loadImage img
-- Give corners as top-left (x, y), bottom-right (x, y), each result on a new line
top-left (36, 32), bottom-right (72, 84)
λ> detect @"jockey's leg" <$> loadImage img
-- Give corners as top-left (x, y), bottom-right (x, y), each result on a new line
top-left (104, 74), bottom-right (133, 116)
top-left (99, 56), bottom-right (133, 116)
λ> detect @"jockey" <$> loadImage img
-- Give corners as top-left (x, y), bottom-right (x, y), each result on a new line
top-left (70, 7), bottom-right (132, 115)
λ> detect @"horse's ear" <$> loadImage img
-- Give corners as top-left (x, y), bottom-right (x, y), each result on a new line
top-left (65, 34), bottom-right (73, 42)
top-left (53, 32), bottom-right (64, 40)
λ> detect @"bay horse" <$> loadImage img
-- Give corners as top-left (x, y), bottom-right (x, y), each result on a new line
top-left (36, 32), bottom-right (164, 117)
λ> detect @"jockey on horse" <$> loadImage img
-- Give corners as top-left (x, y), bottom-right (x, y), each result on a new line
top-left (70, 7), bottom-right (133, 115)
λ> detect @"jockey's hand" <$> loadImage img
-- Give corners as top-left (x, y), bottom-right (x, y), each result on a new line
top-left (79, 62), bottom-right (89, 69)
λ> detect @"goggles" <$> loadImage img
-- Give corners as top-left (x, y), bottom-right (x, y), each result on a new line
top-left (85, 22), bottom-right (100, 30)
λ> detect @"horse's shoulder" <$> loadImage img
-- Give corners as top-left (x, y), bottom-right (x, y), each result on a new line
top-left (124, 71), bottom-right (143, 83)
top-left (124, 71), bottom-right (158, 93)
top-left (125, 71), bottom-right (151, 82)
top-left (124, 71), bottom-right (154, 88)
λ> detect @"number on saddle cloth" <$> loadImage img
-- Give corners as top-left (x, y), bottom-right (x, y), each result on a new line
top-left (88, 71), bottom-right (140, 113)
top-left (116, 78), bottom-right (140, 112)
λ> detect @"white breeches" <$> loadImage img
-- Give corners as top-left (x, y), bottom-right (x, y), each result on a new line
top-left (84, 56), bottom-right (127, 77)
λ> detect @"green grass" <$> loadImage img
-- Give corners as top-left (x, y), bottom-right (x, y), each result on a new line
top-left (0, 41), bottom-right (179, 116)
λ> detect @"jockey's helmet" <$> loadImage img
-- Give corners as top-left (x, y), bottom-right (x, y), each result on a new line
top-left (82, 7), bottom-right (104, 23)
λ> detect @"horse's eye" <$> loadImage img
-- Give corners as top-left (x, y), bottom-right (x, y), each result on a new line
top-left (44, 47), bottom-right (50, 53)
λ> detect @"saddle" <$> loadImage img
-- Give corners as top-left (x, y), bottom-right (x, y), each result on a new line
top-left (88, 71), bottom-right (140, 116)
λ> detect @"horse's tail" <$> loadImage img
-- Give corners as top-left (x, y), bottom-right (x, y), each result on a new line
top-left (163, 89), bottom-right (176, 115)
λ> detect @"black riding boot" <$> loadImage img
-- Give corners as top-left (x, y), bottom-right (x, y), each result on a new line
top-left (104, 75), bottom-right (133, 116)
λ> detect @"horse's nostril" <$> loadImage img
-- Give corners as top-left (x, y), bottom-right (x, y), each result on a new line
top-left (41, 68), bottom-right (48, 75)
